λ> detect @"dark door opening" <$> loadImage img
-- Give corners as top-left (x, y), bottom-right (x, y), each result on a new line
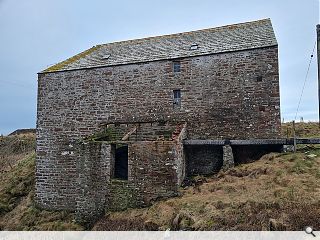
top-left (185, 145), bottom-right (223, 177)
top-left (114, 144), bottom-right (128, 180)
top-left (232, 145), bottom-right (283, 165)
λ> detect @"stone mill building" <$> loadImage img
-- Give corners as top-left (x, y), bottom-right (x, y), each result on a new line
top-left (36, 18), bottom-right (281, 222)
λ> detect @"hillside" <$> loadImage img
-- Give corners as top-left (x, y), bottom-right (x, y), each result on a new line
top-left (94, 150), bottom-right (320, 230)
top-left (281, 122), bottom-right (320, 138)
top-left (0, 123), bottom-right (319, 230)
top-left (0, 134), bottom-right (83, 230)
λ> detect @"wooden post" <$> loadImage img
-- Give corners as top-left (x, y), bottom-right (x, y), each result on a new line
top-left (317, 25), bottom-right (320, 127)
top-left (293, 120), bottom-right (297, 152)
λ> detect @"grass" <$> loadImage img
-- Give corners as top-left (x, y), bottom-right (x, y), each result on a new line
top-left (281, 122), bottom-right (320, 138)
top-left (0, 134), bottom-right (35, 179)
top-left (94, 151), bottom-right (320, 230)
top-left (0, 153), bottom-right (35, 216)
top-left (0, 135), bottom-right (83, 230)
top-left (1, 123), bottom-right (320, 230)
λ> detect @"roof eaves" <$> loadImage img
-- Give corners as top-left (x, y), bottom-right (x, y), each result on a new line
top-left (38, 44), bottom-right (278, 74)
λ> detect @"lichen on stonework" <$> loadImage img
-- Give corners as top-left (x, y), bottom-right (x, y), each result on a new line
top-left (84, 126), bottom-right (119, 142)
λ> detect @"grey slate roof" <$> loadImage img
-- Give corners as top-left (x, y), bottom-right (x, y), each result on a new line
top-left (43, 18), bottom-right (277, 73)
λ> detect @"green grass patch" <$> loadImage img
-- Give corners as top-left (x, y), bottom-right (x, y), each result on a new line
top-left (290, 157), bottom-right (315, 174)
top-left (0, 153), bottom-right (35, 215)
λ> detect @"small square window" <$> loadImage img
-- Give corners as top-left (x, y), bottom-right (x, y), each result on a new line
top-left (257, 76), bottom-right (263, 82)
top-left (173, 89), bottom-right (181, 99)
top-left (173, 89), bottom-right (181, 109)
top-left (173, 61), bottom-right (181, 73)
top-left (259, 106), bottom-right (265, 112)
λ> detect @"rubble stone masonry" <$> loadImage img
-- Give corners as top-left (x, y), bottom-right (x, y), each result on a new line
top-left (36, 46), bottom-right (280, 212)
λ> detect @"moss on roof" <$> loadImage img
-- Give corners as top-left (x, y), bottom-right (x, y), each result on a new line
top-left (42, 45), bottom-right (102, 73)
top-left (40, 18), bottom-right (277, 74)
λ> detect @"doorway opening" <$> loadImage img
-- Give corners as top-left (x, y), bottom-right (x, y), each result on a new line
top-left (112, 144), bottom-right (128, 180)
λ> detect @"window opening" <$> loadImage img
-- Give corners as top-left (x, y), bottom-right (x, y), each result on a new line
top-left (173, 61), bottom-right (181, 73)
top-left (173, 89), bottom-right (181, 108)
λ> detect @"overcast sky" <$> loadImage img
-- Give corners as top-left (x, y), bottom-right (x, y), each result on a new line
top-left (0, 0), bottom-right (319, 135)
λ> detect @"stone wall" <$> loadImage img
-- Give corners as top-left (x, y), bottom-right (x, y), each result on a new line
top-left (35, 137), bottom-right (80, 210)
top-left (73, 139), bottom-right (182, 218)
top-left (184, 145), bottom-right (223, 176)
top-left (106, 179), bottom-right (140, 212)
top-left (128, 141), bottom-right (179, 204)
top-left (99, 121), bottom-right (181, 141)
top-left (75, 142), bottom-right (108, 223)
top-left (36, 46), bottom-right (280, 210)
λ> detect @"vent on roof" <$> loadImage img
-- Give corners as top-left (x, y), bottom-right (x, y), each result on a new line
top-left (190, 44), bottom-right (199, 50)
top-left (102, 54), bottom-right (111, 60)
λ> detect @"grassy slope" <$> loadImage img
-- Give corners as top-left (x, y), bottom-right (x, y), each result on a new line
top-left (95, 122), bottom-right (320, 230)
top-left (0, 135), bottom-right (83, 230)
top-left (0, 123), bottom-right (319, 230)
top-left (0, 133), bottom-right (35, 178)
top-left (281, 122), bottom-right (320, 138)
top-left (94, 149), bottom-right (320, 230)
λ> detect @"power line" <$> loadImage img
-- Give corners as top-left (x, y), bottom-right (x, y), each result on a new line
top-left (294, 40), bottom-right (317, 121)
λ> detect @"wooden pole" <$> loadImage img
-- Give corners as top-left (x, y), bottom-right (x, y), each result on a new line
top-left (317, 25), bottom-right (320, 127)
top-left (293, 121), bottom-right (296, 152)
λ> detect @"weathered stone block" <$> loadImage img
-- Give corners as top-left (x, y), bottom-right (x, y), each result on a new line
top-left (222, 145), bottom-right (234, 171)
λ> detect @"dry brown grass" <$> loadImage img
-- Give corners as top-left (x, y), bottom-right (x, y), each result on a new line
top-left (281, 121), bottom-right (320, 138)
top-left (0, 133), bottom-right (35, 180)
top-left (0, 135), bottom-right (83, 231)
top-left (91, 121), bottom-right (320, 230)
top-left (1, 124), bottom-right (320, 230)
top-left (0, 190), bottom-right (83, 230)
top-left (95, 150), bottom-right (320, 231)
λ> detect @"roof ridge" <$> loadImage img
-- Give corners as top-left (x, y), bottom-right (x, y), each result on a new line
top-left (41, 18), bottom-right (276, 73)
top-left (97, 18), bottom-right (271, 47)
